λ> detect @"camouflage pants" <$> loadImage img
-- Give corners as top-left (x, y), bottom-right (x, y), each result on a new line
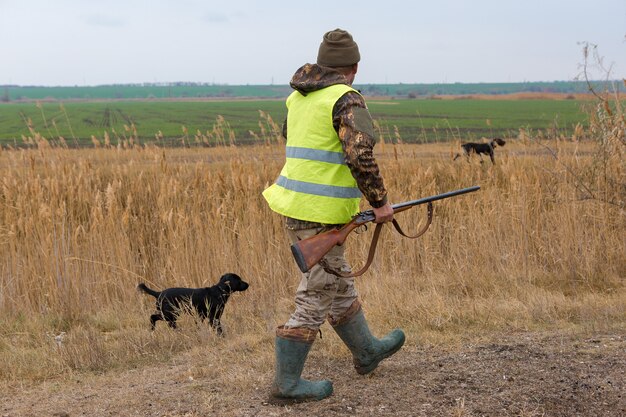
top-left (283, 227), bottom-right (358, 330)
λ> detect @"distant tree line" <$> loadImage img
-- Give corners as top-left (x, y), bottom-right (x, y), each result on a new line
top-left (0, 80), bottom-right (622, 102)
top-left (358, 81), bottom-right (622, 97)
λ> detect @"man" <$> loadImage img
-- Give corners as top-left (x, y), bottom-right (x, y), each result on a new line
top-left (262, 28), bottom-right (405, 404)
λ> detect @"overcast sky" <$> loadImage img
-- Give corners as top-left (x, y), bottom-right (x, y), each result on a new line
top-left (1, 0), bottom-right (625, 86)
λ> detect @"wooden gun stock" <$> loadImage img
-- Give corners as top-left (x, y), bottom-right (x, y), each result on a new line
top-left (291, 219), bottom-right (363, 274)
top-left (290, 186), bottom-right (480, 274)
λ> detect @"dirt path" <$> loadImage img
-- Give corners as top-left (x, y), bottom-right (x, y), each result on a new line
top-left (1, 332), bottom-right (624, 417)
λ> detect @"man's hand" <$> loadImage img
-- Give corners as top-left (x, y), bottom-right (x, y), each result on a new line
top-left (372, 202), bottom-right (394, 223)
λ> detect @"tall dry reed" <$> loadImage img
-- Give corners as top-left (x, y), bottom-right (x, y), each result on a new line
top-left (0, 135), bottom-right (623, 383)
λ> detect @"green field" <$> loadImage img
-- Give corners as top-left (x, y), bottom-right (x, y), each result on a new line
top-left (0, 98), bottom-right (590, 147)
top-left (367, 99), bottom-right (588, 142)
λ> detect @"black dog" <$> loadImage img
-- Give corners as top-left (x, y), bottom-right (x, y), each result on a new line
top-left (137, 273), bottom-right (249, 334)
top-left (453, 138), bottom-right (506, 164)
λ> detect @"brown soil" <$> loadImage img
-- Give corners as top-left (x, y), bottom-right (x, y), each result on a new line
top-left (1, 332), bottom-right (624, 417)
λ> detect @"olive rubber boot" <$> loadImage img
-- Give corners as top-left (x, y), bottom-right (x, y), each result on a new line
top-left (332, 303), bottom-right (405, 375)
top-left (269, 327), bottom-right (333, 405)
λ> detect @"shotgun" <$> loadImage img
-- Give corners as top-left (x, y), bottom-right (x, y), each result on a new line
top-left (291, 185), bottom-right (480, 276)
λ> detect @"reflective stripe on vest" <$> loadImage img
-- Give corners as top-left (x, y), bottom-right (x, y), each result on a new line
top-left (275, 175), bottom-right (363, 199)
top-left (285, 146), bottom-right (346, 165)
top-left (262, 84), bottom-right (362, 224)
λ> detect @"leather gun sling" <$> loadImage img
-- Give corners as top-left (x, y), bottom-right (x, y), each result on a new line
top-left (321, 202), bottom-right (433, 278)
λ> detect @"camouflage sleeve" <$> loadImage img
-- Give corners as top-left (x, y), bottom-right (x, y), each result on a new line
top-left (333, 92), bottom-right (388, 208)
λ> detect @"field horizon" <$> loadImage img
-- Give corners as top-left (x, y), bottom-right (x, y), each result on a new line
top-left (3, 80), bottom-right (618, 102)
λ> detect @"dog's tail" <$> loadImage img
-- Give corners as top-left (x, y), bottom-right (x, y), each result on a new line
top-left (137, 283), bottom-right (160, 298)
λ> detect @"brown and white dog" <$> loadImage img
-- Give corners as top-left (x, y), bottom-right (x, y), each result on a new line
top-left (453, 138), bottom-right (506, 164)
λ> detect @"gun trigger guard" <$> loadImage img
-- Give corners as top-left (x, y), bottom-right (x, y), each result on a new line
top-left (355, 224), bottom-right (368, 234)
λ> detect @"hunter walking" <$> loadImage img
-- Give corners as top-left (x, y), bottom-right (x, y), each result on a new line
top-left (263, 28), bottom-right (405, 404)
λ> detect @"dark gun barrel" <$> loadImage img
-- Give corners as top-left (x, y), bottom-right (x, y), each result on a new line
top-left (358, 186), bottom-right (481, 222)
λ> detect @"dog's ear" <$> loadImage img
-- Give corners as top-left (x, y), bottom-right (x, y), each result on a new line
top-left (219, 273), bottom-right (241, 283)
top-left (222, 280), bottom-right (234, 293)
top-left (217, 274), bottom-right (233, 291)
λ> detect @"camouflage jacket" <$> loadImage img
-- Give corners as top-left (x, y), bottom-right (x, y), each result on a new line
top-left (284, 64), bottom-right (388, 230)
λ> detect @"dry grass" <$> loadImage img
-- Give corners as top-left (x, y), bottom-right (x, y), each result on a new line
top-left (0, 127), bottom-right (624, 386)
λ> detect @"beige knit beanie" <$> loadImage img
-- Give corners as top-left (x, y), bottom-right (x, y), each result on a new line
top-left (316, 28), bottom-right (360, 67)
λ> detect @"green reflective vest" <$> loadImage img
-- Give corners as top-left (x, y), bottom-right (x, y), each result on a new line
top-left (262, 84), bottom-right (362, 224)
